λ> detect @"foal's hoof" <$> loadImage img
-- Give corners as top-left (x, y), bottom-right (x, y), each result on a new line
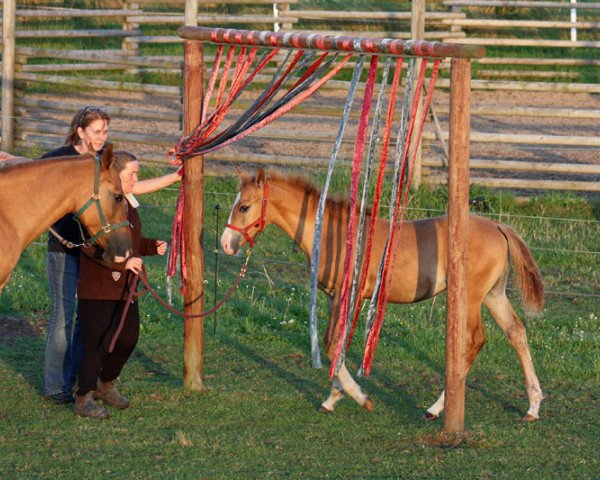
top-left (362, 398), bottom-right (374, 412)
top-left (423, 411), bottom-right (439, 421)
top-left (522, 414), bottom-right (538, 423)
top-left (319, 405), bottom-right (333, 414)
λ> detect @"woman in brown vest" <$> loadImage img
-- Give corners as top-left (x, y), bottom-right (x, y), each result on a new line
top-left (74, 149), bottom-right (167, 419)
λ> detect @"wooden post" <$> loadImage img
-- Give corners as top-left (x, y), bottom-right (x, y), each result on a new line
top-left (2, 0), bottom-right (16, 151)
top-left (182, 39), bottom-right (205, 391)
top-left (411, 0), bottom-right (425, 188)
top-left (185, 0), bottom-right (199, 27)
top-left (444, 57), bottom-right (471, 434)
top-left (122, 1), bottom-right (140, 75)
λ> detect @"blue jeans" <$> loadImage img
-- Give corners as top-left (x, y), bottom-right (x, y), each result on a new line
top-left (44, 251), bottom-right (83, 396)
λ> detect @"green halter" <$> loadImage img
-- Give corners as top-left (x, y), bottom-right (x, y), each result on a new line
top-left (73, 156), bottom-right (130, 246)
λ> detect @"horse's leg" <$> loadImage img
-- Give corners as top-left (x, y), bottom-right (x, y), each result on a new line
top-left (320, 361), bottom-right (373, 413)
top-left (319, 295), bottom-right (345, 413)
top-left (484, 290), bottom-right (543, 421)
top-left (425, 302), bottom-right (486, 420)
top-left (319, 295), bottom-right (372, 413)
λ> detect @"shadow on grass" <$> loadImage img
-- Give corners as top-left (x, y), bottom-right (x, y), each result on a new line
top-left (383, 333), bottom-right (529, 420)
top-left (0, 316), bottom-right (46, 395)
top-left (130, 347), bottom-right (182, 389)
top-left (212, 328), bottom-right (432, 425)
top-left (214, 330), bottom-right (324, 409)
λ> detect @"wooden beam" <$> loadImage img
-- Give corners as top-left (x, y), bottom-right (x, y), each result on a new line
top-left (182, 39), bottom-right (205, 392)
top-left (444, 57), bottom-right (471, 435)
top-left (1, 0), bottom-right (16, 151)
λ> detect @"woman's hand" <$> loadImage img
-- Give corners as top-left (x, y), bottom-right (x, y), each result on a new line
top-left (156, 240), bottom-right (167, 255)
top-left (125, 257), bottom-right (143, 274)
top-left (0, 151), bottom-right (17, 161)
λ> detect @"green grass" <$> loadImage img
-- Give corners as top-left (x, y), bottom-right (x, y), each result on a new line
top-left (1, 168), bottom-right (598, 479)
top-left (3, 3), bottom-right (600, 477)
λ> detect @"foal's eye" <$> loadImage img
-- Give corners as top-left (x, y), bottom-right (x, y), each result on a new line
top-left (114, 194), bottom-right (124, 203)
top-left (239, 205), bottom-right (250, 213)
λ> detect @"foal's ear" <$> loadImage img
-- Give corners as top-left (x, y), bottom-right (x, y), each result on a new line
top-left (236, 165), bottom-right (251, 187)
top-left (100, 144), bottom-right (114, 171)
top-left (256, 168), bottom-right (265, 186)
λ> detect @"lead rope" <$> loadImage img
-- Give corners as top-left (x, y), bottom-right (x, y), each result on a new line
top-left (107, 249), bottom-right (252, 353)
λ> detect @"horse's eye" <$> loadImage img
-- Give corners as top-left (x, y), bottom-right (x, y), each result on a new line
top-left (114, 194), bottom-right (124, 203)
top-left (239, 205), bottom-right (249, 213)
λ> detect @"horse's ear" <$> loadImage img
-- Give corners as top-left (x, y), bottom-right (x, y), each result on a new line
top-left (256, 168), bottom-right (265, 187)
top-left (236, 166), bottom-right (251, 187)
top-left (100, 144), bottom-right (113, 171)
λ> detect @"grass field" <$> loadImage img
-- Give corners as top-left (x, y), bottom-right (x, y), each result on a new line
top-left (2, 3), bottom-right (600, 478)
top-left (1, 168), bottom-right (598, 479)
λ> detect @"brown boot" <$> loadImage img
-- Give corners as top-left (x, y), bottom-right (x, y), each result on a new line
top-left (74, 391), bottom-right (109, 419)
top-left (94, 379), bottom-right (130, 409)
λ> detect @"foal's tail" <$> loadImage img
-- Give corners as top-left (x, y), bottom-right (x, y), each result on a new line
top-left (497, 224), bottom-right (544, 316)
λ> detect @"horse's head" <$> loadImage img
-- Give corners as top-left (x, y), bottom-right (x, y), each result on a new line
top-left (75, 145), bottom-right (133, 262)
top-left (221, 168), bottom-right (268, 255)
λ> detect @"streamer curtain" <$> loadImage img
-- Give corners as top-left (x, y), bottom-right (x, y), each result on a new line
top-left (322, 58), bottom-right (441, 378)
top-left (168, 41), bottom-right (440, 378)
top-left (167, 45), bottom-right (352, 288)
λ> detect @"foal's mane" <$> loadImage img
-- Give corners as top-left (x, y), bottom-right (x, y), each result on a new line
top-left (264, 169), bottom-right (371, 217)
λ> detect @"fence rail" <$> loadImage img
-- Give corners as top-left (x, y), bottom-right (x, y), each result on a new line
top-left (1, 0), bottom-right (599, 192)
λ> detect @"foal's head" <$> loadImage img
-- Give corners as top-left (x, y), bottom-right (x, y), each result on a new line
top-left (221, 168), bottom-right (267, 255)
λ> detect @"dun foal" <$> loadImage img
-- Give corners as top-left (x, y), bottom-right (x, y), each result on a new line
top-left (221, 169), bottom-right (544, 421)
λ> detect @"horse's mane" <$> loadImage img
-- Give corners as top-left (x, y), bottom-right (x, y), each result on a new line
top-left (0, 153), bottom-right (92, 173)
top-left (265, 169), bottom-right (372, 216)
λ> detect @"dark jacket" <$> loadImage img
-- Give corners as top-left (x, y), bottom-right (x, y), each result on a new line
top-left (78, 200), bottom-right (158, 301)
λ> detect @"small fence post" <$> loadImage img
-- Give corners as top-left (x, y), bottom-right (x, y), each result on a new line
top-left (1, 0), bottom-right (16, 151)
top-left (274, 2), bottom-right (293, 31)
top-left (122, 1), bottom-right (140, 75)
top-left (411, 0), bottom-right (425, 188)
top-left (570, 0), bottom-right (578, 42)
top-left (444, 57), bottom-right (471, 434)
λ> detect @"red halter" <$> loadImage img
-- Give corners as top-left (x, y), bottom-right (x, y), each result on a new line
top-left (225, 181), bottom-right (268, 247)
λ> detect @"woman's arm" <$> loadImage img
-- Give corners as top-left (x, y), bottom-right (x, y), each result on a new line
top-left (133, 170), bottom-right (182, 195)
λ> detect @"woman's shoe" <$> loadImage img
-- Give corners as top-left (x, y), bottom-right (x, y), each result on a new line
top-left (45, 392), bottom-right (74, 404)
top-left (74, 391), bottom-right (109, 419)
top-left (94, 380), bottom-right (130, 409)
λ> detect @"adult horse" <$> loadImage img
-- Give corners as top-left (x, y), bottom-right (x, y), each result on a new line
top-left (0, 145), bottom-right (133, 292)
top-left (221, 168), bottom-right (545, 422)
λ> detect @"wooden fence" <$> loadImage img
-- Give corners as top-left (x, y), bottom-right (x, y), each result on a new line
top-left (1, 0), bottom-right (599, 192)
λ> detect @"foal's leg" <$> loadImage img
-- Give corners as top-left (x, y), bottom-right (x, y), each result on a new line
top-left (319, 295), bottom-right (372, 413)
top-left (425, 303), bottom-right (486, 420)
top-left (320, 361), bottom-right (373, 413)
top-left (484, 292), bottom-right (543, 421)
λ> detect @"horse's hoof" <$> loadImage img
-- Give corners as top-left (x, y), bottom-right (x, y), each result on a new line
top-left (522, 414), bottom-right (538, 422)
top-left (423, 411), bottom-right (439, 421)
top-left (319, 405), bottom-right (333, 414)
top-left (362, 398), bottom-right (374, 412)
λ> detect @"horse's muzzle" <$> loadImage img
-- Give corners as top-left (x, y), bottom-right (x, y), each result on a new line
top-left (112, 249), bottom-right (133, 264)
top-left (221, 227), bottom-right (241, 255)
top-left (100, 229), bottom-right (133, 263)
